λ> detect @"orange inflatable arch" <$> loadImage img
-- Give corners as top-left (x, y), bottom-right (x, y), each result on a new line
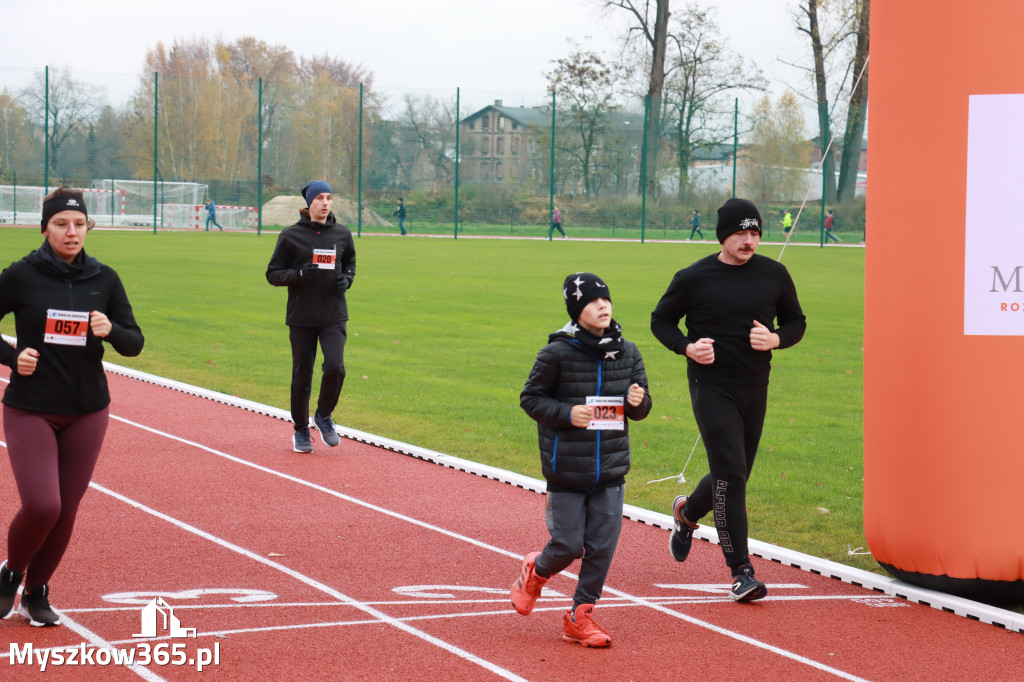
top-left (866, 2), bottom-right (1024, 604)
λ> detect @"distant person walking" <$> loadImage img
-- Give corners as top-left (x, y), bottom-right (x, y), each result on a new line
top-left (0, 186), bottom-right (145, 627)
top-left (781, 209), bottom-right (793, 237)
top-left (205, 200), bottom-right (223, 231)
top-left (824, 210), bottom-right (842, 243)
top-left (687, 210), bottom-right (704, 240)
top-left (393, 197), bottom-right (407, 235)
top-left (550, 206), bottom-right (566, 238)
top-left (266, 180), bottom-right (357, 454)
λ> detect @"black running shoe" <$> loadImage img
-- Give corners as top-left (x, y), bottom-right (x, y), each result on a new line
top-left (292, 427), bottom-right (313, 453)
top-left (0, 561), bottom-right (24, 619)
top-left (19, 584), bottom-right (60, 627)
top-left (313, 413), bottom-right (340, 447)
top-left (669, 495), bottom-right (698, 562)
top-left (730, 565), bottom-right (767, 602)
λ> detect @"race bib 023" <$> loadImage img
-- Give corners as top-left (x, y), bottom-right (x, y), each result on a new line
top-left (587, 396), bottom-right (624, 430)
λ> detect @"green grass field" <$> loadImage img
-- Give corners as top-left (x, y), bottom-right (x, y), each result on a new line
top-left (0, 227), bottom-right (869, 571)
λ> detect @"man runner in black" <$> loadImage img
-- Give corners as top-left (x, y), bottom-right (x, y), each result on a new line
top-left (651, 197), bottom-right (805, 602)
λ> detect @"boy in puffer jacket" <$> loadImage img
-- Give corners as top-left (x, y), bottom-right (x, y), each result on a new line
top-left (511, 272), bottom-right (652, 647)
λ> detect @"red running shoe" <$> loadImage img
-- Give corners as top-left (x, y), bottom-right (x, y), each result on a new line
top-left (562, 604), bottom-right (611, 647)
top-left (511, 551), bottom-right (548, 615)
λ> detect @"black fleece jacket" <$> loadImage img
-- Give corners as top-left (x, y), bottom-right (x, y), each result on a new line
top-left (266, 212), bottom-right (356, 326)
top-left (521, 326), bottom-right (652, 492)
top-left (650, 253), bottom-right (806, 386)
top-left (0, 242), bottom-right (144, 414)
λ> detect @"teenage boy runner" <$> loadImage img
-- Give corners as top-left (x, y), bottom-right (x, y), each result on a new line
top-left (266, 181), bottom-right (356, 453)
top-left (512, 273), bottom-right (652, 647)
top-left (650, 198), bottom-right (806, 601)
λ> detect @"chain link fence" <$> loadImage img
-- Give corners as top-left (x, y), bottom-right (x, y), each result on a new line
top-left (0, 66), bottom-right (865, 242)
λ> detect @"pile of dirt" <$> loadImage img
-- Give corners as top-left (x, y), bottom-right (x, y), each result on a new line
top-left (260, 195), bottom-right (391, 228)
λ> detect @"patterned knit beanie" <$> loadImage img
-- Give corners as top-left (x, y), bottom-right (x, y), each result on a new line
top-left (563, 272), bottom-right (611, 320)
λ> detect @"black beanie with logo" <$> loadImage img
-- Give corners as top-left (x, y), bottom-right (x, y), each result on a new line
top-left (716, 198), bottom-right (762, 242)
top-left (563, 272), bottom-right (611, 321)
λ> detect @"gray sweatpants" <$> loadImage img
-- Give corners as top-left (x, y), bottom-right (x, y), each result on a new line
top-left (534, 484), bottom-right (624, 608)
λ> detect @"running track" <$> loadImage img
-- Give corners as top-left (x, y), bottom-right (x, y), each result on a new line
top-left (0, 364), bottom-right (1021, 680)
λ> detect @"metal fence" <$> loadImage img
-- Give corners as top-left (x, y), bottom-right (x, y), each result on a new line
top-left (0, 66), bottom-right (866, 243)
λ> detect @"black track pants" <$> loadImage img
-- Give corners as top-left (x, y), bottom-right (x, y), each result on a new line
top-left (683, 379), bottom-right (768, 572)
top-left (289, 322), bottom-right (347, 429)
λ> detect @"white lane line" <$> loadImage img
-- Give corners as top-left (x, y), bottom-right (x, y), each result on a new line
top-left (59, 591), bottom-right (897, 614)
top-left (88, 482), bottom-right (527, 682)
top-left (104, 414), bottom-right (868, 680)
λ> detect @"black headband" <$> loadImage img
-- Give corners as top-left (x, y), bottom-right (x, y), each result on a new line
top-left (41, 195), bottom-right (89, 232)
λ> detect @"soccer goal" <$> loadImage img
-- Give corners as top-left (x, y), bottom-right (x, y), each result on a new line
top-left (160, 203), bottom-right (257, 230)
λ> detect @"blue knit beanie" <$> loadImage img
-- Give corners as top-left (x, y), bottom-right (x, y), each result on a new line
top-left (301, 180), bottom-right (333, 206)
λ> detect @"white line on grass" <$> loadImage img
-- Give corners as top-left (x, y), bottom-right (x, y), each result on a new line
top-left (105, 413), bottom-right (868, 680)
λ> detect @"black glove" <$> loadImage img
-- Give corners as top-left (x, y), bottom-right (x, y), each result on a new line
top-left (336, 272), bottom-right (352, 293)
top-left (298, 260), bottom-right (318, 282)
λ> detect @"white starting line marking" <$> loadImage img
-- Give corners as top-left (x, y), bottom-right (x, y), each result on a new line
top-left (88, 482), bottom-right (529, 682)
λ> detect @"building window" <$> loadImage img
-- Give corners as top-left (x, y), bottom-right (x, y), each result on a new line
top-left (496, 137), bottom-right (505, 155)
top-left (480, 137), bottom-right (490, 155)
top-left (512, 121), bottom-right (519, 130)
top-left (511, 136), bottom-right (519, 155)
top-left (482, 115), bottom-right (489, 131)
top-left (498, 116), bottom-right (505, 130)
top-left (480, 162), bottom-right (489, 180)
top-left (496, 161), bottom-right (504, 181)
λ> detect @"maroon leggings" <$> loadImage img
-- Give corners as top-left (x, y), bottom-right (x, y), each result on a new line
top-left (3, 404), bottom-right (109, 586)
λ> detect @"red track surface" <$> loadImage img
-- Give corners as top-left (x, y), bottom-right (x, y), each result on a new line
top-left (0, 367), bottom-right (1021, 680)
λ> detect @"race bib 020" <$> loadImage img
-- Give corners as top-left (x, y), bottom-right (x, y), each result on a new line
top-left (313, 248), bottom-right (337, 270)
top-left (44, 309), bottom-right (90, 346)
top-left (587, 396), bottom-right (624, 430)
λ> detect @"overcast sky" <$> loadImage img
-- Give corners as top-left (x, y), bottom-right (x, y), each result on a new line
top-left (0, 0), bottom-right (811, 118)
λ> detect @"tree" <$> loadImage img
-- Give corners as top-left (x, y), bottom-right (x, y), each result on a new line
top-left (741, 92), bottom-right (811, 203)
top-left (662, 3), bottom-right (766, 198)
top-left (796, 0), bottom-right (837, 206)
top-left (599, 0), bottom-right (670, 197)
top-left (548, 47), bottom-right (621, 197)
top-left (0, 90), bottom-right (34, 182)
top-left (19, 67), bottom-right (102, 176)
top-left (793, 0), bottom-right (870, 205)
top-left (836, 0), bottom-right (868, 203)
top-left (397, 94), bottom-right (457, 191)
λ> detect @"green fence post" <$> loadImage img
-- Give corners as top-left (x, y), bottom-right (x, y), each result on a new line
top-left (152, 72), bottom-right (158, 235)
top-left (43, 66), bottom-right (49, 194)
top-left (257, 77), bottom-right (263, 236)
top-left (357, 82), bottom-right (363, 238)
top-left (732, 98), bottom-right (738, 198)
top-left (549, 90), bottom-right (556, 242)
top-left (639, 95), bottom-right (649, 244)
top-left (454, 87), bottom-right (460, 239)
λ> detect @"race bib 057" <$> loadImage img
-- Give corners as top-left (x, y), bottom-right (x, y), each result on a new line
top-left (44, 309), bottom-right (90, 346)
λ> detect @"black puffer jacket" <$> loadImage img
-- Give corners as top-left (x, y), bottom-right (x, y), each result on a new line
top-left (521, 325), bottom-right (652, 492)
top-left (266, 212), bottom-right (356, 326)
